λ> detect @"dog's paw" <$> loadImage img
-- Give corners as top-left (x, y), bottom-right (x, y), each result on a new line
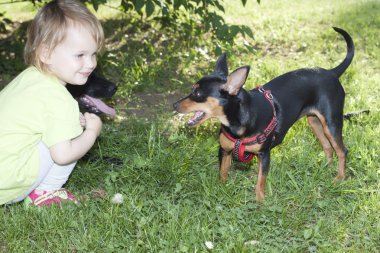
top-left (333, 174), bottom-right (345, 183)
top-left (255, 187), bottom-right (265, 203)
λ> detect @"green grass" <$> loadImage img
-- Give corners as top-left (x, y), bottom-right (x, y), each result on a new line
top-left (1, 0), bottom-right (380, 252)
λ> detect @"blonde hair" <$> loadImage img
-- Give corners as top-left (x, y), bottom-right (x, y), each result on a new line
top-left (24, 0), bottom-right (104, 73)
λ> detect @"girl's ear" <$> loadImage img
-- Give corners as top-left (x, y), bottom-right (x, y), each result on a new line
top-left (39, 44), bottom-right (51, 64)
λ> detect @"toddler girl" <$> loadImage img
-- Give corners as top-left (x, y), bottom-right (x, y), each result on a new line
top-left (0, 0), bottom-right (105, 206)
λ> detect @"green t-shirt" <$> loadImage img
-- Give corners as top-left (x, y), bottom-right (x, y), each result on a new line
top-left (0, 67), bottom-right (83, 204)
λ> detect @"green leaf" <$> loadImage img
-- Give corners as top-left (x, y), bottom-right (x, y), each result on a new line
top-left (146, 0), bottom-right (155, 17)
top-left (173, 0), bottom-right (182, 9)
top-left (120, 0), bottom-right (133, 11)
top-left (214, 1), bottom-right (225, 12)
top-left (303, 228), bottom-right (313, 240)
top-left (133, 0), bottom-right (145, 11)
top-left (242, 26), bottom-right (254, 38)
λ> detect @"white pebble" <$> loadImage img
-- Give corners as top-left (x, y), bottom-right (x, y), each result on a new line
top-left (111, 193), bottom-right (124, 204)
top-left (205, 241), bottom-right (214, 250)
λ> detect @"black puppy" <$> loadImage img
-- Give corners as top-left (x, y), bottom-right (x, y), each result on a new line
top-left (67, 72), bottom-right (117, 116)
top-left (173, 27), bottom-right (354, 202)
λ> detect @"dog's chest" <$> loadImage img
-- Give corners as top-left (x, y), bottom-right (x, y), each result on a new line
top-left (219, 133), bottom-right (263, 154)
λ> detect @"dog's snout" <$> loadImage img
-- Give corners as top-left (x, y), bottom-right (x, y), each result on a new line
top-left (108, 85), bottom-right (117, 95)
top-left (173, 101), bottom-right (179, 110)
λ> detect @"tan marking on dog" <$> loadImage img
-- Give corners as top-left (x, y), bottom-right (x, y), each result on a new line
top-left (177, 97), bottom-right (229, 126)
top-left (192, 83), bottom-right (199, 90)
top-left (255, 158), bottom-right (266, 203)
top-left (207, 97), bottom-right (229, 125)
top-left (236, 127), bottom-right (246, 136)
top-left (309, 109), bottom-right (346, 181)
top-left (219, 132), bottom-right (235, 152)
top-left (220, 152), bottom-right (232, 183)
top-left (219, 132), bottom-right (232, 182)
top-left (307, 115), bottom-right (334, 163)
top-left (220, 131), bottom-right (265, 201)
top-left (244, 143), bottom-right (263, 154)
top-left (175, 98), bottom-right (197, 113)
top-left (219, 131), bottom-right (263, 154)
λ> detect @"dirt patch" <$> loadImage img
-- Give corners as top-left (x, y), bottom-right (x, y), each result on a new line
top-left (118, 91), bottom-right (184, 119)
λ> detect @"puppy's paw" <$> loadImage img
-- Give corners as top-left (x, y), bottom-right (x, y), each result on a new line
top-left (333, 174), bottom-right (345, 183)
top-left (255, 187), bottom-right (265, 203)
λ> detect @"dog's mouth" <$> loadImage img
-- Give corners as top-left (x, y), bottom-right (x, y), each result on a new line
top-left (77, 95), bottom-right (116, 116)
top-left (188, 111), bottom-right (206, 126)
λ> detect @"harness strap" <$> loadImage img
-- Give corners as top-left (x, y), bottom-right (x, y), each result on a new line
top-left (221, 86), bottom-right (278, 163)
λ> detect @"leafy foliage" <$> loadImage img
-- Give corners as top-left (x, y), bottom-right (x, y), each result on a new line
top-left (0, 12), bottom-right (12, 33)
top-left (112, 0), bottom-right (244, 35)
top-left (4, 0), bottom-right (256, 49)
top-left (99, 0), bottom-right (255, 47)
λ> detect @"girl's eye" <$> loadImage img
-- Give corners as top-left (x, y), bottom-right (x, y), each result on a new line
top-left (76, 54), bottom-right (84, 58)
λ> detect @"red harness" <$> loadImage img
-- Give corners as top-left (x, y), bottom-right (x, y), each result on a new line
top-left (221, 86), bottom-right (278, 163)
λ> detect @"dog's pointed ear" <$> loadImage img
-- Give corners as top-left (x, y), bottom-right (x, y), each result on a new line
top-left (221, 66), bottom-right (250, 95)
top-left (214, 53), bottom-right (228, 77)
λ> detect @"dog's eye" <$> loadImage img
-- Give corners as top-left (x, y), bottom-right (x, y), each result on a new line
top-left (192, 89), bottom-right (202, 98)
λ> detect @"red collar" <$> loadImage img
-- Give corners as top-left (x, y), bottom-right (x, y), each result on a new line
top-left (221, 86), bottom-right (278, 163)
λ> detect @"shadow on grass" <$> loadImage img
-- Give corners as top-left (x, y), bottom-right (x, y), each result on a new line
top-left (0, 14), bottom-right (214, 94)
top-left (0, 14), bottom-right (224, 120)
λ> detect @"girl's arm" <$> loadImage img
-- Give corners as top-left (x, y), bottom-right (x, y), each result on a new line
top-left (49, 112), bottom-right (102, 165)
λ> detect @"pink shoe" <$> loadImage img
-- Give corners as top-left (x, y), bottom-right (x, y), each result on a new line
top-left (24, 188), bottom-right (78, 207)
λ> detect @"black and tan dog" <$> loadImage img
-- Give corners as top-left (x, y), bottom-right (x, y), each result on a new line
top-left (173, 27), bottom-right (354, 202)
top-left (67, 72), bottom-right (117, 116)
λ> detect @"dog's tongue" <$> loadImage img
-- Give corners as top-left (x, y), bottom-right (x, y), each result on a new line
top-left (188, 111), bottom-right (205, 126)
top-left (84, 95), bottom-right (116, 116)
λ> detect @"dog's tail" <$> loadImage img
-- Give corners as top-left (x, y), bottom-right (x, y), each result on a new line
top-left (343, 110), bottom-right (370, 120)
top-left (330, 27), bottom-right (354, 77)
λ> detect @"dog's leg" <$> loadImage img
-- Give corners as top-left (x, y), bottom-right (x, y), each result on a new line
top-left (314, 112), bottom-right (346, 181)
top-left (256, 151), bottom-right (270, 202)
top-left (219, 147), bottom-right (232, 183)
top-left (326, 126), bottom-right (347, 182)
top-left (307, 115), bottom-right (334, 164)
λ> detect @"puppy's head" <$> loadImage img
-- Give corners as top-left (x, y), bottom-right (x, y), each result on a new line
top-left (173, 53), bottom-right (250, 127)
top-left (67, 72), bottom-right (117, 116)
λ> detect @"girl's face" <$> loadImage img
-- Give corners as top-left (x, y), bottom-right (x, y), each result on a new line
top-left (43, 24), bottom-right (98, 86)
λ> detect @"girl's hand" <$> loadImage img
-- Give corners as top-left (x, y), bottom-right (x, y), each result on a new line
top-left (79, 113), bottom-right (86, 128)
top-left (83, 112), bottom-right (102, 137)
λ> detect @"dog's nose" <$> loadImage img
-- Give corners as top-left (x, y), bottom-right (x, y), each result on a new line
top-left (173, 101), bottom-right (179, 110)
top-left (109, 85), bottom-right (117, 95)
